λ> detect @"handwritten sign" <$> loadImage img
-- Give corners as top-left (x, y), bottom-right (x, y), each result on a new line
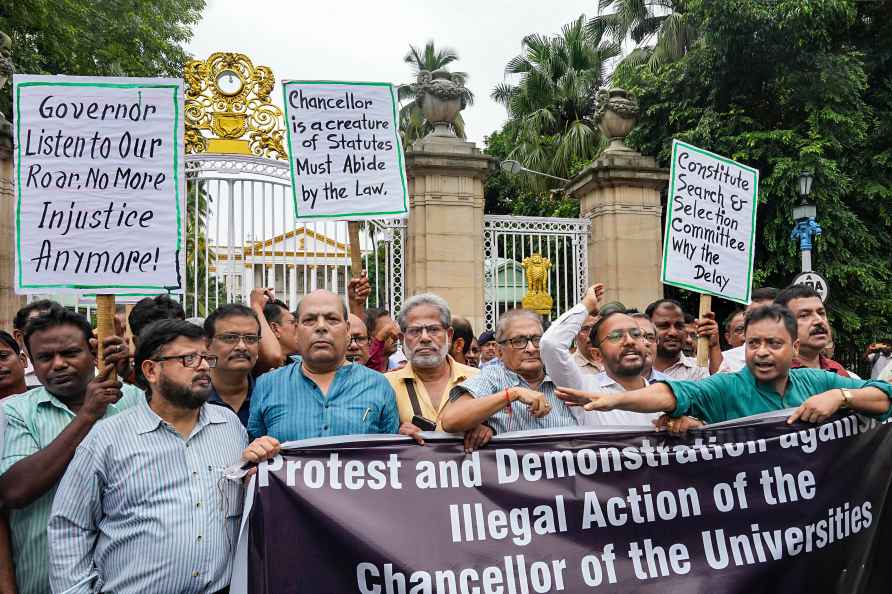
top-left (13, 75), bottom-right (184, 294)
top-left (661, 140), bottom-right (759, 304)
top-left (282, 81), bottom-right (408, 220)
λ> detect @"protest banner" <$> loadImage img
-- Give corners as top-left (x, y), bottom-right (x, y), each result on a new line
top-left (233, 413), bottom-right (892, 594)
top-left (13, 75), bottom-right (185, 295)
top-left (282, 80), bottom-right (408, 222)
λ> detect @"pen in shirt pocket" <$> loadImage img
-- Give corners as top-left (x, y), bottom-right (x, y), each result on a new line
top-left (362, 407), bottom-right (371, 422)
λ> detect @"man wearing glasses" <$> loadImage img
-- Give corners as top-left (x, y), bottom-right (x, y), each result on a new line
top-left (440, 309), bottom-right (578, 436)
top-left (346, 313), bottom-right (371, 365)
top-left (49, 319), bottom-right (248, 594)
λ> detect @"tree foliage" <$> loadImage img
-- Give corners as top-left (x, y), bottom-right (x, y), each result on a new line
top-left (614, 0), bottom-right (892, 352)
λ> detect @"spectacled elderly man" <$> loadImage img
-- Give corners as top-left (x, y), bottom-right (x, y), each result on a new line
top-left (440, 309), bottom-right (578, 435)
top-left (386, 294), bottom-right (489, 451)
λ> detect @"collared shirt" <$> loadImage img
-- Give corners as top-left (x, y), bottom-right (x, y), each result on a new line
top-left (248, 361), bottom-right (399, 442)
top-left (573, 350), bottom-right (603, 376)
top-left (657, 354), bottom-right (710, 380)
top-left (449, 365), bottom-right (578, 435)
top-left (665, 366), bottom-right (892, 424)
top-left (386, 356), bottom-right (479, 427)
top-left (541, 303), bottom-right (657, 428)
top-left (792, 354), bottom-right (849, 377)
top-left (366, 339), bottom-right (388, 373)
top-left (480, 357), bottom-right (503, 369)
top-left (0, 384), bottom-right (144, 594)
top-left (207, 375), bottom-right (254, 427)
top-left (48, 402), bottom-right (248, 594)
top-left (717, 345), bottom-right (746, 374)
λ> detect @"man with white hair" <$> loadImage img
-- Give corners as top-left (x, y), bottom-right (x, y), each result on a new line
top-left (387, 294), bottom-right (491, 451)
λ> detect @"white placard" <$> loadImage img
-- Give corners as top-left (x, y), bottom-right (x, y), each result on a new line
top-left (282, 81), bottom-right (408, 220)
top-left (661, 139), bottom-right (759, 304)
top-left (13, 75), bottom-right (185, 294)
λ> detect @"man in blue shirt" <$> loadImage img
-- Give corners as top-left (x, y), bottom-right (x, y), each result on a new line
top-left (247, 290), bottom-right (398, 448)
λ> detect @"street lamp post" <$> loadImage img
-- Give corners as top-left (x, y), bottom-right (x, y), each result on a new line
top-left (791, 171), bottom-right (820, 273)
top-left (500, 160), bottom-right (570, 183)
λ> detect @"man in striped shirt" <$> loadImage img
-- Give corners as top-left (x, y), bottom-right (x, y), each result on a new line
top-left (440, 309), bottom-right (578, 435)
top-left (48, 319), bottom-right (248, 594)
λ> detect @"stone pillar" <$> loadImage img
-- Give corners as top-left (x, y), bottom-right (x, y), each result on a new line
top-left (404, 134), bottom-right (495, 332)
top-left (566, 150), bottom-right (668, 310)
top-left (0, 106), bottom-right (23, 328)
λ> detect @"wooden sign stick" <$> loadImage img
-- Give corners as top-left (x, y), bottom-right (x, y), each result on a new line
top-left (95, 294), bottom-right (117, 381)
top-left (697, 294), bottom-right (711, 368)
top-left (348, 221), bottom-right (363, 276)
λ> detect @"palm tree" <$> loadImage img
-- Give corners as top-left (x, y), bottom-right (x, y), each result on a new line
top-left (397, 41), bottom-right (474, 146)
top-left (492, 15), bottom-right (620, 184)
top-left (590, 0), bottom-right (696, 72)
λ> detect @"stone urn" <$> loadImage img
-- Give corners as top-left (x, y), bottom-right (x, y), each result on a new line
top-left (594, 88), bottom-right (639, 153)
top-left (416, 69), bottom-right (468, 137)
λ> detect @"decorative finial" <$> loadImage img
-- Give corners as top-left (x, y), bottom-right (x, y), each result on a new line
top-left (415, 69), bottom-right (468, 138)
top-left (594, 88), bottom-right (639, 153)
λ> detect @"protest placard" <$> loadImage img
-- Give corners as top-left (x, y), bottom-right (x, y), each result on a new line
top-left (282, 80), bottom-right (408, 221)
top-left (661, 140), bottom-right (759, 304)
top-left (13, 75), bottom-right (184, 294)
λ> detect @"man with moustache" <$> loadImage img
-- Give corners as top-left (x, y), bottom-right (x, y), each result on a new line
top-left (556, 305), bottom-right (892, 427)
top-left (48, 320), bottom-right (247, 594)
top-left (205, 303), bottom-right (263, 427)
top-left (775, 284), bottom-right (850, 376)
top-left (0, 306), bottom-right (140, 594)
top-left (448, 316), bottom-right (475, 366)
top-left (0, 332), bottom-right (27, 400)
top-left (346, 313), bottom-right (371, 365)
top-left (628, 312), bottom-right (667, 382)
top-left (248, 290), bottom-right (398, 443)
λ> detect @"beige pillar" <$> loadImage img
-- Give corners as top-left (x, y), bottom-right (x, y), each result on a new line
top-left (566, 148), bottom-right (668, 310)
top-left (404, 134), bottom-right (495, 332)
top-left (0, 116), bottom-right (23, 328)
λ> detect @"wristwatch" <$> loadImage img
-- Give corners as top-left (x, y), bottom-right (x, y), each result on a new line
top-left (839, 388), bottom-right (853, 409)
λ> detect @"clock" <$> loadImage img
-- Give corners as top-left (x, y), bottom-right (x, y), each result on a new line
top-left (215, 69), bottom-right (244, 96)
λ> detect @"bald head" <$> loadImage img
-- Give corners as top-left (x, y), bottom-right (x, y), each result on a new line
top-left (296, 290), bottom-right (348, 320)
top-left (295, 290), bottom-right (349, 371)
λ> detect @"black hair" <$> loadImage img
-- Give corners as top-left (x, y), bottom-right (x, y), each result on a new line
top-left (0, 331), bottom-right (20, 354)
top-left (13, 299), bottom-right (57, 332)
top-left (724, 309), bottom-right (746, 332)
top-left (364, 307), bottom-right (390, 336)
top-left (644, 298), bottom-right (684, 319)
top-left (774, 284), bottom-right (822, 308)
top-left (204, 303), bottom-right (260, 339)
top-left (750, 286), bottom-right (779, 303)
top-left (23, 305), bottom-right (93, 353)
top-left (451, 317), bottom-right (474, 355)
top-left (589, 310), bottom-right (633, 346)
top-left (684, 313), bottom-right (696, 324)
top-left (262, 299), bottom-right (290, 325)
top-left (129, 295), bottom-right (186, 339)
top-left (135, 319), bottom-right (207, 394)
top-left (745, 304), bottom-right (798, 342)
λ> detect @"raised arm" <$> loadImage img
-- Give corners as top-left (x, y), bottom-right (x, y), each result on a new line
top-left (540, 284), bottom-right (603, 391)
top-left (250, 288), bottom-right (284, 373)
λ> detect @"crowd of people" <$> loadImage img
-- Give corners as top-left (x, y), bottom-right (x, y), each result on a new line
top-left (0, 276), bottom-right (890, 594)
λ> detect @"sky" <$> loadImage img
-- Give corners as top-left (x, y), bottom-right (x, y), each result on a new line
top-left (186, 0), bottom-right (600, 147)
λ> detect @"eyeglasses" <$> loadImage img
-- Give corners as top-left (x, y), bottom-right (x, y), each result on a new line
top-left (404, 325), bottom-right (445, 340)
top-left (641, 332), bottom-right (656, 343)
top-left (151, 353), bottom-right (218, 369)
top-left (214, 333), bottom-right (260, 346)
top-left (499, 335), bottom-right (542, 349)
top-left (349, 335), bottom-right (370, 345)
top-left (597, 328), bottom-right (644, 345)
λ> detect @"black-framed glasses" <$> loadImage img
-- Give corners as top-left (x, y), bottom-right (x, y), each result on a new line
top-left (596, 328), bottom-right (644, 346)
top-left (499, 335), bottom-right (542, 349)
top-left (214, 333), bottom-right (260, 346)
top-left (349, 335), bottom-right (370, 345)
top-left (404, 325), bottom-right (446, 340)
top-left (151, 353), bottom-right (218, 369)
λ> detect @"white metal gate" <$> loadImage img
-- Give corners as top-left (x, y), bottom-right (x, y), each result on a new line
top-left (483, 214), bottom-right (590, 330)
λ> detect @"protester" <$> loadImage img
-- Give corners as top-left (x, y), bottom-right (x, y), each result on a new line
top-left (466, 338), bottom-right (481, 369)
top-left (12, 299), bottom-right (57, 388)
top-left (263, 298), bottom-right (300, 359)
top-left (572, 311), bottom-right (603, 376)
top-left (775, 284), bottom-right (850, 376)
top-left (48, 319), bottom-right (247, 594)
top-left (0, 306), bottom-right (142, 594)
top-left (628, 312), bottom-right (667, 382)
top-left (346, 313), bottom-right (371, 365)
top-left (347, 273), bottom-right (401, 373)
top-left (248, 290), bottom-right (398, 442)
top-left (128, 294), bottom-right (185, 349)
top-left (724, 309), bottom-right (746, 349)
top-left (717, 287), bottom-right (779, 373)
top-left (386, 294), bottom-right (487, 451)
top-left (0, 332), bottom-right (27, 400)
top-left (440, 309), bottom-right (577, 434)
top-left (682, 313), bottom-right (697, 358)
top-left (865, 340), bottom-right (892, 379)
top-left (645, 299), bottom-right (715, 379)
top-left (448, 316), bottom-right (474, 366)
top-left (477, 331), bottom-right (500, 368)
top-left (557, 305), bottom-right (892, 426)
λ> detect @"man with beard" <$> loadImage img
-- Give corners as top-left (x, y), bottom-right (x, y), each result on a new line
top-left (775, 284), bottom-right (850, 376)
top-left (248, 290), bottom-right (398, 443)
top-left (645, 299), bottom-right (715, 380)
top-left (556, 305), bottom-right (892, 427)
top-left (542, 286), bottom-right (694, 427)
top-left (205, 304), bottom-right (263, 427)
top-left (0, 306), bottom-right (141, 594)
top-left (346, 313), bottom-right (371, 365)
top-left (48, 319), bottom-right (247, 594)
top-left (386, 294), bottom-right (489, 451)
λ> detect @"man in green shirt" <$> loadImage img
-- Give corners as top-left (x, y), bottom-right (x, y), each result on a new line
top-left (556, 304), bottom-right (892, 426)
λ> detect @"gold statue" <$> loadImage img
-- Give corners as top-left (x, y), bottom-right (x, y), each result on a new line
top-left (184, 52), bottom-right (286, 159)
top-left (521, 253), bottom-right (553, 316)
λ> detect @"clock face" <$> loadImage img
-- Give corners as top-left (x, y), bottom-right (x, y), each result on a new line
top-left (216, 70), bottom-right (243, 96)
